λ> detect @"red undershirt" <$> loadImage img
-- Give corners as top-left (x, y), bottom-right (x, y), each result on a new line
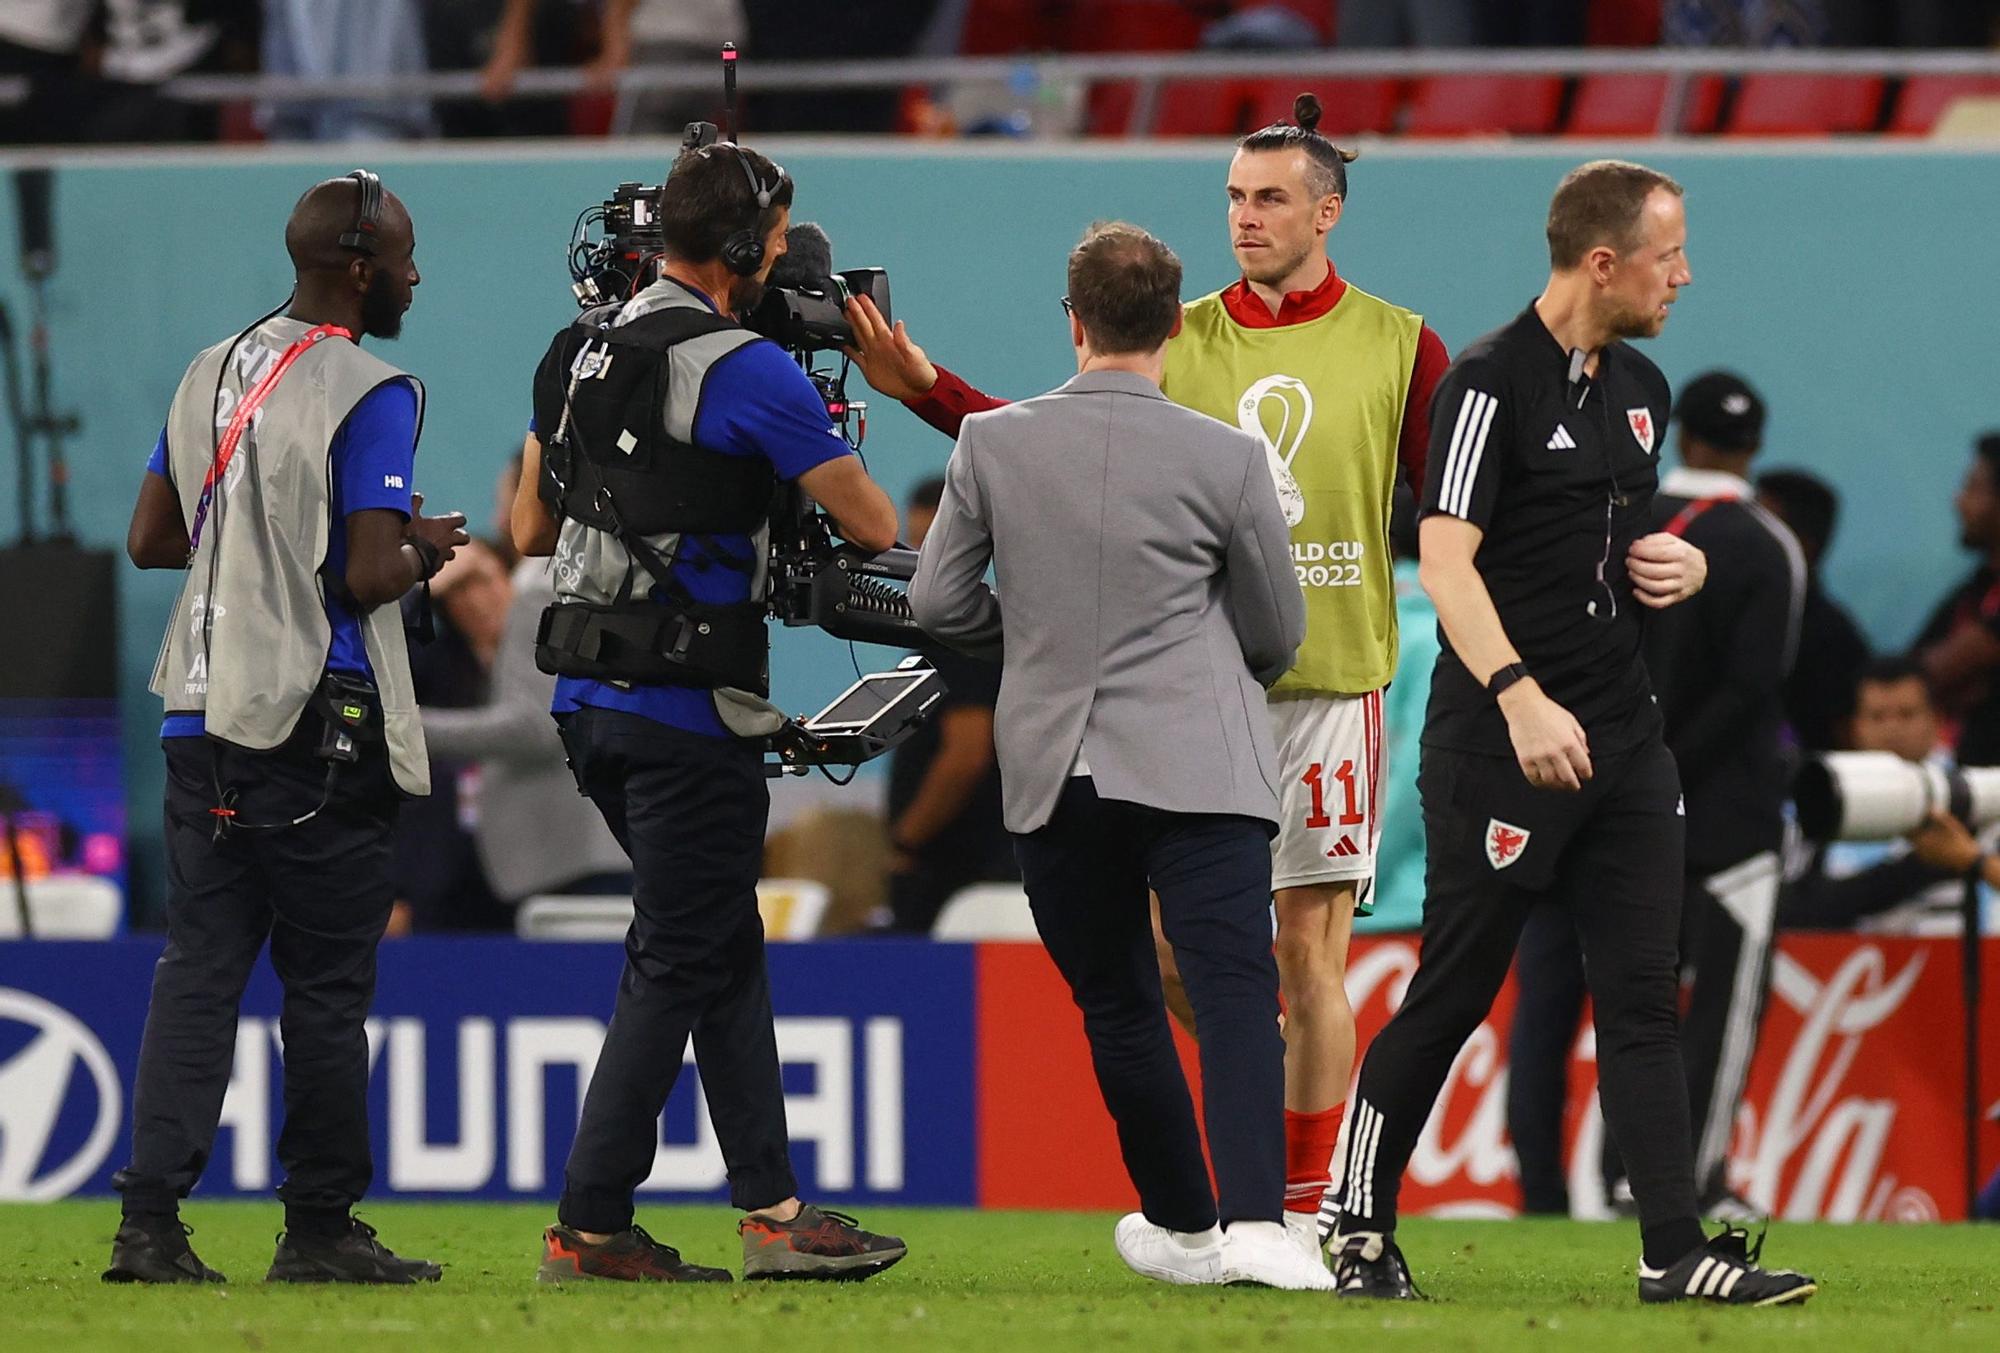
top-left (903, 262), bottom-right (1450, 492)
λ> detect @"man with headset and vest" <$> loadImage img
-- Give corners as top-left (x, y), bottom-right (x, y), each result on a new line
top-left (511, 137), bottom-right (907, 1283)
top-left (110, 172), bottom-right (468, 1284)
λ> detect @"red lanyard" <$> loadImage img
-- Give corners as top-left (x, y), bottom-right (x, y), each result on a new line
top-left (186, 323), bottom-right (353, 554)
top-left (1663, 495), bottom-right (1727, 538)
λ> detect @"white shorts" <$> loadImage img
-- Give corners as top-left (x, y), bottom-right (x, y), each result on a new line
top-left (1268, 691), bottom-right (1385, 902)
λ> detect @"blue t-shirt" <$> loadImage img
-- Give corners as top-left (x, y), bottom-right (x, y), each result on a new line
top-left (154, 378), bottom-right (420, 738)
top-left (547, 294), bottom-right (852, 737)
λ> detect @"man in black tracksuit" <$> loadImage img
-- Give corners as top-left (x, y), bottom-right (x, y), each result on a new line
top-left (1641, 371), bottom-right (1806, 1211)
top-left (1329, 160), bottom-right (1813, 1307)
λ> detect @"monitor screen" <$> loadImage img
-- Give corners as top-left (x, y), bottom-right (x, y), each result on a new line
top-left (809, 671), bottom-right (928, 732)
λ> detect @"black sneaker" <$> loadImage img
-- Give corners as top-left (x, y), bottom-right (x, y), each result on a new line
top-left (265, 1217), bottom-right (442, 1284)
top-left (1330, 1231), bottom-right (1423, 1300)
top-left (1639, 1225), bottom-right (1817, 1306)
top-left (739, 1205), bottom-right (906, 1281)
top-left (536, 1224), bottom-right (732, 1284)
top-left (102, 1219), bottom-right (225, 1284)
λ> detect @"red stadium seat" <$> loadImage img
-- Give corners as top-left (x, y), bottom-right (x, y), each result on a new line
top-left (1892, 76), bottom-right (2000, 135)
top-left (1065, 0), bottom-right (1205, 52)
top-left (1566, 74), bottom-right (1725, 136)
top-left (1089, 80), bottom-right (1244, 136)
top-left (1586, 0), bottom-right (1661, 46)
top-left (960, 0), bottom-right (1062, 55)
top-left (1153, 78), bottom-right (1249, 136)
top-left (1403, 76), bottom-right (1564, 137)
top-left (1241, 78), bottom-right (1402, 136)
top-left (1727, 75), bottom-right (1885, 136)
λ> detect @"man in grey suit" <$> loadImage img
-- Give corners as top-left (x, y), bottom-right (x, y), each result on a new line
top-left (909, 222), bottom-right (1323, 1290)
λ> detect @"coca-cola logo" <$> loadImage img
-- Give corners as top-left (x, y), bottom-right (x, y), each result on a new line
top-left (1336, 937), bottom-right (1952, 1222)
top-left (1744, 945), bottom-right (1934, 1222)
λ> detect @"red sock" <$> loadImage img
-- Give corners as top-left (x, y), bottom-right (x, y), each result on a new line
top-left (1284, 1104), bottom-right (1345, 1215)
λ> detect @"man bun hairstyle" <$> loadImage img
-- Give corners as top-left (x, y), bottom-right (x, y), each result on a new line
top-left (658, 142), bottom-right (795, 265)
top-left (1545, 159), bottom-right (1683, 270)
top-left (1237, 93), bottom-right (1360, 201)
top-left (1066, 221), bottom-right (1182, 357)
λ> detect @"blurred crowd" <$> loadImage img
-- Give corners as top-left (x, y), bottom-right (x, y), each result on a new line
top-left (5, 1), bottom-right (2000, 147)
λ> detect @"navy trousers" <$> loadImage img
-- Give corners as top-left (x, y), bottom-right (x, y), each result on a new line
top-left (1013, 777), bottom-right (1286, 1231)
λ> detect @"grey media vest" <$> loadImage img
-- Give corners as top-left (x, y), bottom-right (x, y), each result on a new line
top-left (151, 316), bottom-right (431, 795)
top-left (549, 278), bottom-right (787, 738)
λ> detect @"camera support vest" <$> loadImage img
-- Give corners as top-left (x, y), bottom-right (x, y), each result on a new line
top-left (531, 280), bottom-right (787, 738)
top-left (152, 316), bottom-right (430, 795)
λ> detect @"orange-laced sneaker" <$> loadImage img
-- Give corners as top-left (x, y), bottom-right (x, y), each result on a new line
top-left (537, 1223), bottom-right (732, 1284)
top-left (739, 1205), bottom-right (907, 1281)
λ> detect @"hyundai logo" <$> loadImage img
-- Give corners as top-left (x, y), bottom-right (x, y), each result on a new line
top-left (0, 988), bottom-right (122, 1200)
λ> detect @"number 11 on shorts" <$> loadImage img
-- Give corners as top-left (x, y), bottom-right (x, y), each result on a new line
top-left (1302, 760), bottom-right (1364, 830)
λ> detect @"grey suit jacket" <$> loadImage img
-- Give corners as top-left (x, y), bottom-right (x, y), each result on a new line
top-left (909, 369), bottom-right (1306, 834)
top-left (420, 560), bottom-right (630, 901)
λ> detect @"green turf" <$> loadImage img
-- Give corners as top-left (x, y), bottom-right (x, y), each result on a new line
top-left (5, 1203), bottom-right (1999, 1351)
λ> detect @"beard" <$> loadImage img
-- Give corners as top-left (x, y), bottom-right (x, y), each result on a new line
top-left (360, 269), bottom-right (405, 340)
top-left (1239, 238), bottom-right (1314, 289)
top-left (1608, 294), bottom-right (1670, 340)
top-left (729, 275), bottom-right (767, 319)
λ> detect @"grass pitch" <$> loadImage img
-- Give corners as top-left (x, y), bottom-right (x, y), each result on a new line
top-left (5, 1202), bottom-right (1999, 1352)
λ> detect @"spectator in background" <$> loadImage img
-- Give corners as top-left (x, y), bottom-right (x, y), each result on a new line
top-left (480, 0), bottom-right (745, 135)
top-left (1918, 433), bottom-right (2000, 766)
top-left (745, 0), bottom-right (941, 132)
top-left (0, 0), bottom-right (94, 144)
top-left (418, 464), bottom-right (633, 916)
top-left (1663, 0), bottom-right (1828, 46)
top-left (1337, 0), bottom-right (1481, 47)
top-left (260, 0), bottom-right (435, 141)
top-left (881, 474), bottom-right (1015, 933)
top-left (104, 3), bottom-right (263, 136)
top-left (1780, 657), bottom-right (1994, 935)
top-left (388, 538), bottom-right (509, 934)
top-left (1756, 468), bottom-right (1870, 752)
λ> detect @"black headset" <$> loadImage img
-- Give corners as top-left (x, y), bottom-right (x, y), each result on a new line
top-left (338, 168), bottom-right (384, 257)
top-left (703, 144), bottom-right (784, 277)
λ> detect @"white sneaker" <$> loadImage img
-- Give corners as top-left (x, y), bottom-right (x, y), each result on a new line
top-left (1112, 1213), bottom-right (1225, 1286)
top-left (1222, 1220), bottom-right (1339, 1290)
top-left (1282, 1211), bottom-right (1326, 1265)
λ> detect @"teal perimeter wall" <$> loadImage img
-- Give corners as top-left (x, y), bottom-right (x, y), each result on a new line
top-left (1, 140), bottom-right (1992, 909)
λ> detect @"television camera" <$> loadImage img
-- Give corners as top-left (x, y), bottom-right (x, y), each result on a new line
top-left (561, 87), bottom-right (934, 775)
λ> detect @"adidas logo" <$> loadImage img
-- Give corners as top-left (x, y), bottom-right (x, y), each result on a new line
top-left (1546, 424), bottom-right (1577, 450)
top-left (1325, 835), bottom-right (1361, 859)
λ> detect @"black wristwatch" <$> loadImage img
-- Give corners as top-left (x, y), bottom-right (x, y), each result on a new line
top-left (1486, 662), bottom-right (1531, 700)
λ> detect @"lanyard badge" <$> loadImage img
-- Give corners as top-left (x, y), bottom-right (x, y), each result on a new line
top-left (185, 323), bottom-right (353, 558)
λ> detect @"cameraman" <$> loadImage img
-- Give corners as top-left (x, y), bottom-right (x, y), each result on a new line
top-left (1781, 657), bottom-right (1997, 934)
top-left (512, 142), bottom-right (903, 1283)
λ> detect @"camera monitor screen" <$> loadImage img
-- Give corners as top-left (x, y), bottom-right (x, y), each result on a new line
top-left (807, 671), bottom-right (931, 734)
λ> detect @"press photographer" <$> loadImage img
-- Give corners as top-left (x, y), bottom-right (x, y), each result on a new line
top-left (510, 136), bottom-right (906, 1284)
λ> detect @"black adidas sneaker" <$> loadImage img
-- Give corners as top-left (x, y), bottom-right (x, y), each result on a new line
top-left (1330, 1231), bottom-right (1423, 1300)
top-left (1638, 1225), bottom-right (1816, 1306)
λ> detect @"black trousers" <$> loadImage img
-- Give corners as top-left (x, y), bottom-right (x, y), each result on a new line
top-left (115, 730), bottom-right (398, 1220)
top-left (1013, 778), bottom-right (1286, 1231)
top-left (1335, 737), bottom-right (1703, 1257)
top-left (1505, 899), bottom-right (1587, 1215)
top-left (555, 708), bottom-right (797, 1232)
top-left (1509, 849), bottom-right (1783, 1207)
